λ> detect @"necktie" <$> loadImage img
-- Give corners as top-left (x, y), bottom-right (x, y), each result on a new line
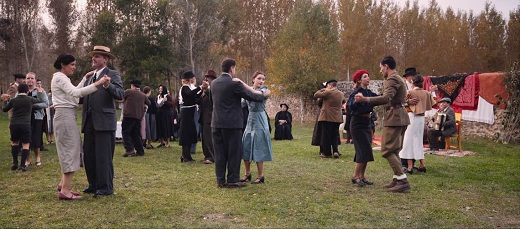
top-left (92, 73), bottom-right (97, 83)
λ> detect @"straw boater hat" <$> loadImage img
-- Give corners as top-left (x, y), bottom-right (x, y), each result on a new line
top-left (89, 46), bottom-right (115, 59)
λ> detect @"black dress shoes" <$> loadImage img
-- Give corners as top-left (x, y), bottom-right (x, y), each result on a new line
top-left (83, 187), bottom-right (95, 194)
top-left (224, 182), bottom-right (246, 188)
top-left (93, 191), bottom-right (113, 198)
top-left (417, 167), bottom-right (427, 173)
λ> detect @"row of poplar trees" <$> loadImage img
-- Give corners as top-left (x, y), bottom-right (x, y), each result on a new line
top-left (0, 0), bottom-right (519, 101)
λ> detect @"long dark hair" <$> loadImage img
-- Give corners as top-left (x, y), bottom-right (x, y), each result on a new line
top-left (159, 85), bottom-right (168, 96)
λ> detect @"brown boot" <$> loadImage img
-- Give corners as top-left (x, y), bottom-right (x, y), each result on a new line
top-left (387, 178), bottom-right (411, 193)
top-left (383, 178), bottom-right (398, 189)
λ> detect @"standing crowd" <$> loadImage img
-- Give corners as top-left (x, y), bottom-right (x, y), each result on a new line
top-left (3, 48), bottom-right (455, 199)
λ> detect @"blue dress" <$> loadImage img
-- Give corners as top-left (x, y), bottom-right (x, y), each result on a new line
top-left (242, 86), bottom-right (273, 162)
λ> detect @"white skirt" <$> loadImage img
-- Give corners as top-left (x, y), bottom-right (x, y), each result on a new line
top-left (399, 113), bottom-right (425, 160)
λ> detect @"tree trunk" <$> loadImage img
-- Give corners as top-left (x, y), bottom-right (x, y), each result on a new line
top-left (300, 95), bottom-right (305, 123)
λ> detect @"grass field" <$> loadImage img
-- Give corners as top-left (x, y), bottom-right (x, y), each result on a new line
top-left (0, 112), bottom-right (519, 228)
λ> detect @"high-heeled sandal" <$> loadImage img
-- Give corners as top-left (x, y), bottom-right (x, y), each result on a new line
top-left (251, 176), bottom-right (264, 184)
top-left (239, 174), bottom-right (252, 182)
top-left (58, 192), bottom-right (83, 200)
top-left (361, 178), bottom-right (374, 185)
top-left (56, 185), bottom-right (81, 196)
top-left (355, 179), bottom-right (366, 187)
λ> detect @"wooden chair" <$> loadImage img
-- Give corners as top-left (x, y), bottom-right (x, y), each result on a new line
top-left (445, 120), bottom-right (462, 152)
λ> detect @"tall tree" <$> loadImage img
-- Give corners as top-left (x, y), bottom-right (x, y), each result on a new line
top-left (267, 0), bottom-right (340, 122)
top-left (47, 0), bottom-right (78, 54)
top-left (505, 6), bottom-right (520, 66)
top-left (473, 2), bottom-right (506, 72)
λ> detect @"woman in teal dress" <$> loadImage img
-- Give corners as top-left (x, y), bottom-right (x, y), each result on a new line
top-left (236, 71), bottom-right (273, 184)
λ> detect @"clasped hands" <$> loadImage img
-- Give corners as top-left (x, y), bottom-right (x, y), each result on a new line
top-left (232, 77), bottom-right (271, 97)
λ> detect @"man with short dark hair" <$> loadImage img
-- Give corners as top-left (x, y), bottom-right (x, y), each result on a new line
top-left (210, 58), bottom-right (270, 188)
top-left (122, 80), bottom-right (150, 157)
top-left (355, 56), bottom-right (412, 193)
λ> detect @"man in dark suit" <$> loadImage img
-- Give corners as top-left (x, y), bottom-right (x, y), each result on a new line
top-left (122, 80), bottom-right (150, 157)
top-left (198, 70), bottom-right (217, 164)
top-left (210, 58), bottom-right (270, 188)
top-left (82, 46), bottom-right (125, 197)
top-left (355, 56), bottom-right (413, 193)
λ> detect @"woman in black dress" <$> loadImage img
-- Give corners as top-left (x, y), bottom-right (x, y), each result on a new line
top-left (274, 103), bottom-right (293, 140)
top-left (156, 85), bottom-right (174, 147)
top-left (347, 70), bottom-right (378, 187)
top-left (178, 71), bottom-right (205, 162)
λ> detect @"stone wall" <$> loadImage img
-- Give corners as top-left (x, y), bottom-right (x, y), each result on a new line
top-left (265, 80), bottom-right (518, 141)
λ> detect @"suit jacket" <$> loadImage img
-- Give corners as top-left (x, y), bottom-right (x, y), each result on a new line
top-left (123, 89), bottom-right (150, 120)
top-left (81, 67), bottom-right (124, 132)
top-left (7, 82), bottom-right (18, 99)
top-left (432, 106), bottom-right (456, 136)
top-left (314, 87), bottom-right (345, 123)
top-left (210, 73), bottom-right (266, 129)
top-left (198, 88), bottom-right (212, 125)
top-left (369, 71), bottom-right (410, 127)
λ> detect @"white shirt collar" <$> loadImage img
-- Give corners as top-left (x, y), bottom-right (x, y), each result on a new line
top-left (94, 67), bottom-right (107, 78)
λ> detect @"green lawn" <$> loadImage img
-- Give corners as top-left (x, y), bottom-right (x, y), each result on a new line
top-left (0, 112), bottom-right (519, 228)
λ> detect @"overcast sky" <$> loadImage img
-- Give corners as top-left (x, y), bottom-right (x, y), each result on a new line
top-left (74, 0), bottom-right (518, 19)
top-left (394, 0), bottom-right (519, 18)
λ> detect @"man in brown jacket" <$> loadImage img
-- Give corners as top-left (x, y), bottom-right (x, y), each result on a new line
top-left (314, 79), bottom-right (346, 158)
top-left (121, 80), bottom-right (150, 157)
top-left (355, 56), bottom-right (413, 193)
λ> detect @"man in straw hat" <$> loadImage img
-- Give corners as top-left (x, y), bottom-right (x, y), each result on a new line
top-left (81, 45), bottom-right (124, 198)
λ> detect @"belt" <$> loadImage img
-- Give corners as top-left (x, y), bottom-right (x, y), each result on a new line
top-left (180, 105), bottom-right (196, 109)
top-left (355, 113), bottom-right (371, 118)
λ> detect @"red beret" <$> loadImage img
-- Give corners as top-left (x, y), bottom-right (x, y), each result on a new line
top-left (352, 69), bottom-right (369, 83)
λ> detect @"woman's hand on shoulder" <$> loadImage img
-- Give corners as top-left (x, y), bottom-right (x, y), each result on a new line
top-left (84, 70), bottom-right (95, 79)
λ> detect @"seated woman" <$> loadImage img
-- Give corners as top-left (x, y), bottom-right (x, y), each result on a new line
top-left (274, 103), bottom-right (293, 140)
top-left (427, 97), bottom-right (456, 151)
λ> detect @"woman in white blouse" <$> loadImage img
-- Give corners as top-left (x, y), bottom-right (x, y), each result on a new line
top-left (51, 54), bottom-right (108, 200)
